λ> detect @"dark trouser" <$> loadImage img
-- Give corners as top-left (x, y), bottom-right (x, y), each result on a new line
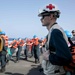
top-left (31, 45), bottom-right (34, 56)
top-left (7, 48), bottom-right (16, 61)
top-left (24, 48), bottom-right (28, 59)
top-left (0, 51), bottom-right (6, 68)
top-left (16, 46), bottom-right (22, 60)
top-left (40, 47), bottom-right (43, 54)
top-left (34, 45), bottom-right (40, 61)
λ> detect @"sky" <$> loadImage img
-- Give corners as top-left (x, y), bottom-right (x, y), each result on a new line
top-left (0, 0), bottom-right (75, 38)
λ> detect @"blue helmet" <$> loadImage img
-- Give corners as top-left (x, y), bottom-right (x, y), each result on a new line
top-left (64, 30), bottom-right (72, 38)
top-left (0, 31), bottom-right (6, 35)
top-left (0, 32), bottom-right (2, 35)
top-left (1, 31), bottom-right (6, 35)
top-left (33, 35), bottom-right (37, 38)
top-left (0, 29), bottom-right (2, 35)
top-left (18, 37), bottom-right (21, 40)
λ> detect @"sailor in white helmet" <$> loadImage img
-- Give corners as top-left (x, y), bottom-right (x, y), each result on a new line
top-left (38, 3), bottom-right (72, 75)
top-left (71, 30), bottom-right (75, 44)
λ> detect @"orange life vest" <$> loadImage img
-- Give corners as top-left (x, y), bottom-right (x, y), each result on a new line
top-left (10, 40), bottom-right (18, 48)
top-left (64, 38), bottom-right (75, 72)
top-left (18, 40), bottom-right (24, 47)
top-left (1, 35), bottom-right (9, 46)
top-left (33, 38), bottom-right (39, 46)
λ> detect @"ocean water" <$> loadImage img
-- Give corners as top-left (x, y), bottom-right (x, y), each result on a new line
top-left (8, 40), bottom-right (12, 44)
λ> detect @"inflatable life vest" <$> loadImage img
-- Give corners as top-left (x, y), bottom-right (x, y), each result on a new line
top-left (18, 40), bottom-right (24, 47)
top-left (25, 39), bottom-right (31, 50)
top-left (33, 38), bottom-right (39, 46)
top-left (1, 35), bottom-right (9, 46)
top-left (64, 38), bottom-right (75, 72)
top-left (10, 40), bottom-right (18, 48)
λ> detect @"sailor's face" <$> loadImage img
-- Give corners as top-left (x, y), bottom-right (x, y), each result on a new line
top-left (72, 32), bottom-right (75, 36)
top-left (40, 15), bottom-right (50, 26)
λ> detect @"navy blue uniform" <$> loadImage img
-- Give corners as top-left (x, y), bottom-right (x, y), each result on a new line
top-left (49, 29), bottom-right (72, 66)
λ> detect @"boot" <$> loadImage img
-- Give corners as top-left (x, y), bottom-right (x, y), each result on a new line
top-left (24, 57), bottom-right (27, 60)
top-left (6, 60), bottom-right (9, 65)
top-left (35, 59), bottom-right (40, 64)
top-left (39, 68), bottom-right (43, 72)
top-left (38, 59), bottom-right (40, 63)
top-left (0, 65), bottom-right (6, 73)
top-left (15, 58), bottom-right (19, 63)
top-left (35, 59), bottom-right (38, 64)
top-left (24, 58), bottom-right (27, 61)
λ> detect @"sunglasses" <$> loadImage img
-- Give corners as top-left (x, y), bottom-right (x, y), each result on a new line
top-left (41, 14), bottom-right (50, 20)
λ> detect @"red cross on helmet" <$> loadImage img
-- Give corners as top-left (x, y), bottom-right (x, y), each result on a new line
top-left (38, 3), bottom-right (60, 17)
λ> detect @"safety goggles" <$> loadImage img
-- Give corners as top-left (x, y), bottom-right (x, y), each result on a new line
top-left (41, 14), bottom-right (50, 20)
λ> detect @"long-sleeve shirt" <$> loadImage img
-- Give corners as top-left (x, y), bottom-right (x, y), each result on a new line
top-left (49, 29), bottom-right (72, 66)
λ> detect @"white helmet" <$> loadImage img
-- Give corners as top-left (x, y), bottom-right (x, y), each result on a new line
top-left (38, 3), bottom-right (60, 17)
